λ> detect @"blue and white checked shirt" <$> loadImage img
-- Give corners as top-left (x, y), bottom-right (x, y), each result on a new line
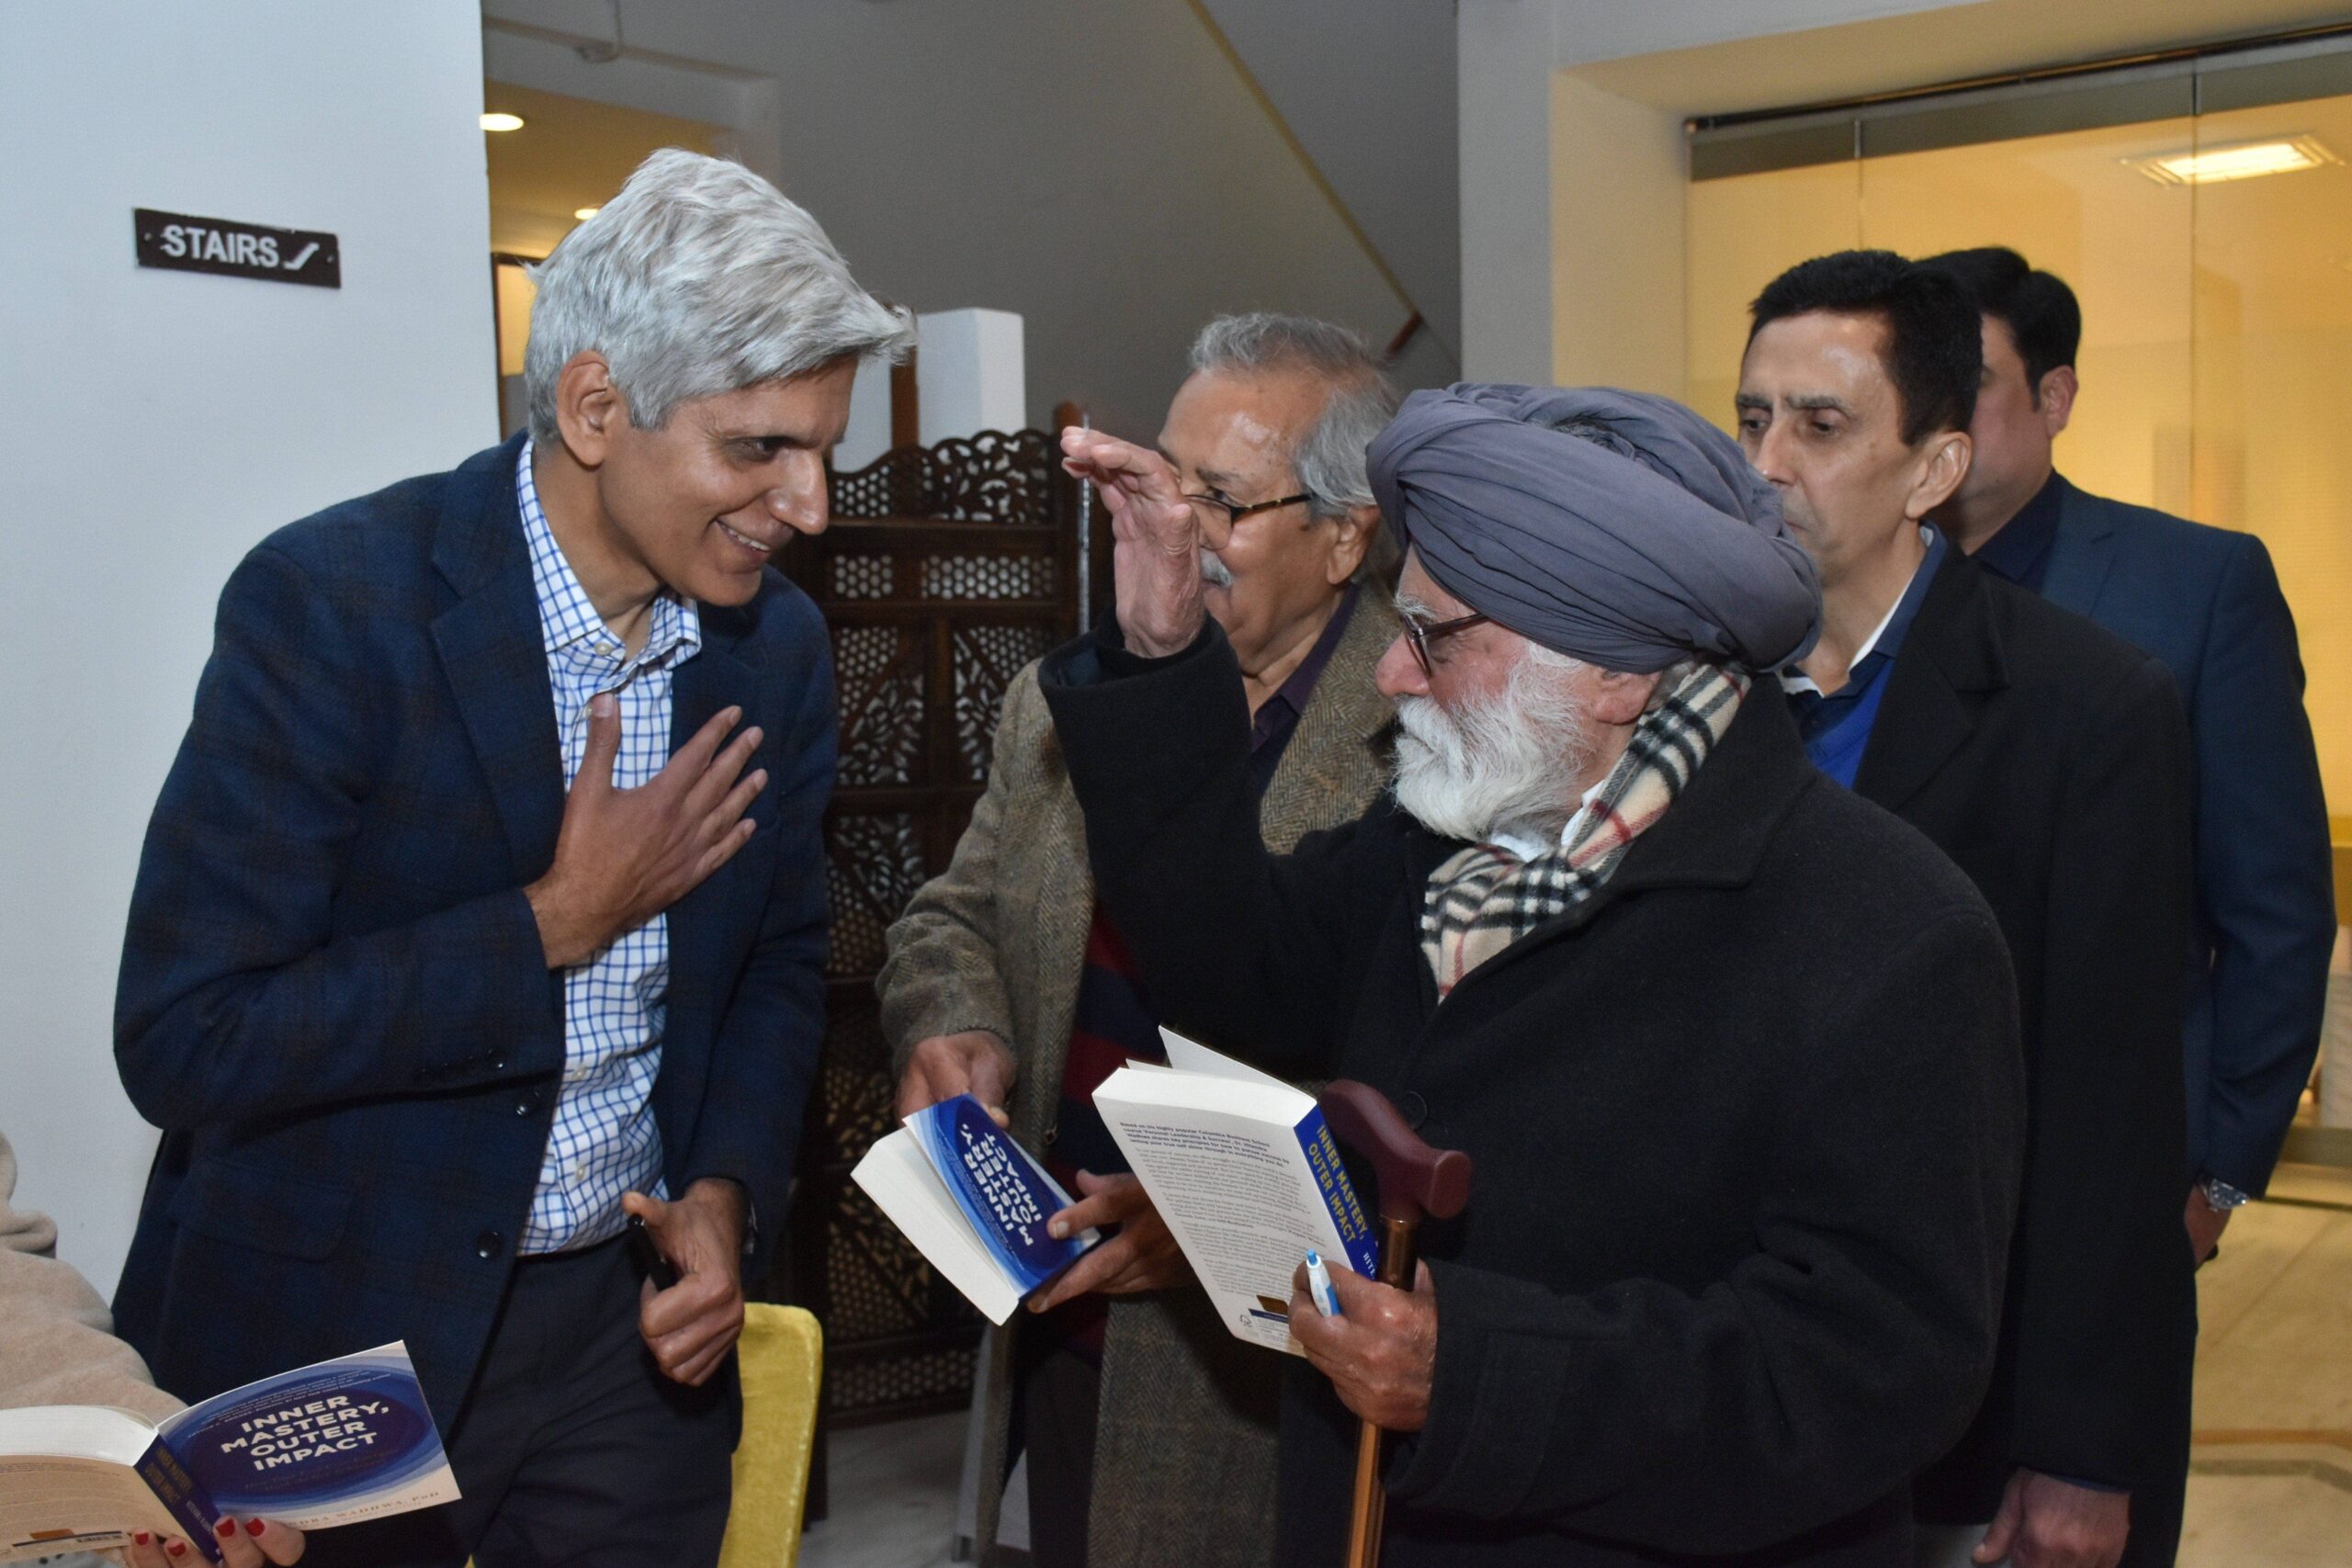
top-left (515, 440), bottom-right (704, 1254)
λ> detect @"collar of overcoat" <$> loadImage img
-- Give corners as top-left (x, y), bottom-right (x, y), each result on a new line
top-left (424, 433), bottom-right (761, 911)
top-left (1849, 542), bottom-right (2010, 816)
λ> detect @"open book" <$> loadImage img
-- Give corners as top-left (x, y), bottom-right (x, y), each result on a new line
top-left (1093, 1030), bottom-right (1378, 1355)
top-left (853, 1094), bottom-right (1102, 1324)
top-left (0, 1342), bottom-right (458, 1563)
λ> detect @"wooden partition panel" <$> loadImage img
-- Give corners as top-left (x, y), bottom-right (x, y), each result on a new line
top-left (775, 426), bottom-right (1081, 1461)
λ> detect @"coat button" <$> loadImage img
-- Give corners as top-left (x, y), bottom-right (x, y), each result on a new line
top-left (475, 1231), bottom-right (503, 1259)
top-left (1398, 1091), bottom-right (1429, 1129)
top-left (514, 1097), bottom-right (536, 1117)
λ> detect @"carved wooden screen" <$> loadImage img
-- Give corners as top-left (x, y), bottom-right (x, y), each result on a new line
top-left (775, 427), bottom-right (1081, 1442)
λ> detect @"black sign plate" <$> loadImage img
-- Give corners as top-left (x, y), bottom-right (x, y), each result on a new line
top-left (134, 209), bottom-right (340, 288)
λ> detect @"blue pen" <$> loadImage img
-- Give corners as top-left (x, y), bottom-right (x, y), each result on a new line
top-left (1306, 1247), bottom-right (1342, 1317)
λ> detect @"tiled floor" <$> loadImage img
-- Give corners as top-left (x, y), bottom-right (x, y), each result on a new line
top-left (797, 1160), bottom-right (2352, 1567)
top-left (796, 1411), bottom-right (971, 1568)
top-left (2181, 1157), bottom-right (2352, 1566)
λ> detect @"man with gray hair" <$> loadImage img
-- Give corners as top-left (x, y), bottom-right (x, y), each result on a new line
top-left (112, 149), bottom-right (909, 1567)
top-left (881, 312), bottom-right (1399, 1568)
top-left (1038, 384), bottom-right (2029, 1565)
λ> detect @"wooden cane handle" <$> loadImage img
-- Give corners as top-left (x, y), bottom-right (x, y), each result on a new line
top-left (1319, 1080), bottom-right (1473, 1226)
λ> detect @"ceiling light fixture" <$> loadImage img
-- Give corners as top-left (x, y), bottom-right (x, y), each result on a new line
top-left (2128, 135), bottom-right (2338, 186)
top-left (481, 112), bottom-right (526, 133)
top-left (574, 208), bottom-right (602, 220)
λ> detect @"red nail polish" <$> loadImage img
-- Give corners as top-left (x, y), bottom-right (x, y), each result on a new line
top-left (132, 1532), bottom-right (151, 1546)
top-left (217, 1517), bottom-right (237, 1538)
top-left (167, 1543), bottom-right (187, 1559)
top-left (245, 1519), bottom-right (266, 1538)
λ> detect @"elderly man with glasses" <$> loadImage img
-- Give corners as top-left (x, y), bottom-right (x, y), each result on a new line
top-left (880, 313), bottom-right (1401, 1568)
top-left (1039, 384), bottom-right (2029, 1568)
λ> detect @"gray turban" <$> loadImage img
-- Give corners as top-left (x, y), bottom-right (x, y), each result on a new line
top-left (1368, 384), bottom-right (1821, 671)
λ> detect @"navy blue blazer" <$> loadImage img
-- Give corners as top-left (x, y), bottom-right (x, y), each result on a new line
top-left (111, 434), bottom-right (835, 1427)
top-left (2040, 474), bottom-right (2335, 1195)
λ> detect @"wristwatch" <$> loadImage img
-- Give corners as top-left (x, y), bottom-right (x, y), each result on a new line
top-left (2199, 1176), bottom-right (2251, 1211)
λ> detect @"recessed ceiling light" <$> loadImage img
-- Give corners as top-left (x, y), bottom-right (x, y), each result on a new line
top-left (574, 207), bottom-right (601, 220)
top-left (2127, 135), bottom-right (2338, 186)
top-left (481, 112), bottom-right (526, 133)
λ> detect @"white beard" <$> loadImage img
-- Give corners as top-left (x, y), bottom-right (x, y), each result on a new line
top-left (1198, 549), bottom-right (1234, 588)
top-left (1392, 655), bottom-right (1599, 846)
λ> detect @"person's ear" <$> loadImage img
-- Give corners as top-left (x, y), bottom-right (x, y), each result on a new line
top-left (1325, 503), bottom-right (1380, 587)
top-left (1589, 667), bottom-right (1657, 728)
top-left (1907, 430), bottom-right (1973, 521)
top-left (2038, 366), bottom-right (2077, 439)
top-left (553, 352), bottom-right (625, 469)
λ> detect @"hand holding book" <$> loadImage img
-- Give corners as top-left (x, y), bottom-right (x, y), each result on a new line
top-left (124, 1517), bottom-right (304, 1567)
top-left (1024, 1172), bottom-right (1190, 1313)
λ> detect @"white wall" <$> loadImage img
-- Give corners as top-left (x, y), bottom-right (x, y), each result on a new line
top-left (1459, 2), bottom-right (1559, 382)
top-left (0, 1), bottom-right (495, 1292)
top-left (1195, 0), bottom-right (1462, 367)
top-left (482, 0), bottom-right (1416, 443)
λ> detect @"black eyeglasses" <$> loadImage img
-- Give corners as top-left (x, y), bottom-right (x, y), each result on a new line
top-left (1401, 611), bottom-right (1490, 677)
top-left (1181, 491), bottom-right (1313, 530)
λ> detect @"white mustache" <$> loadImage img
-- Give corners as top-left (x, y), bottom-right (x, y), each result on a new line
top-left (1198, 550), bottom-right (1233, 588)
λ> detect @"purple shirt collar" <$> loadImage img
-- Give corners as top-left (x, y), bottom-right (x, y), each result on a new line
top-left (1250, 584), bottom-right (1362, 754)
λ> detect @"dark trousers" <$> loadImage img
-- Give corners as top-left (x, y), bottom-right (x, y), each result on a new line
top-left (1014, 1335), bottom-right (1102, 1568)
top-left (304, 1236), bottom-right (736, 1568)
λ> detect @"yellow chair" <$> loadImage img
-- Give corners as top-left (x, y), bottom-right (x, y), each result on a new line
top-left (461, 1303), bottom-right (822, 1568)
top-left (720, 1303), bottom-right (824, 1568)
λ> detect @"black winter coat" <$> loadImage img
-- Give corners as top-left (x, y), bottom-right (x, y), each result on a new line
top-left (1855, 549), bottom-right (2196, 1528)
top-left (1040, 624), bottom-right (2029, 1568)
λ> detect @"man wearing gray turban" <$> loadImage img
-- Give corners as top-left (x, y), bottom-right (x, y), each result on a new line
top-left (1036, 385), bottom-right (2025, 1568)
top-left (1369, 383), bottom-right (1819, 672)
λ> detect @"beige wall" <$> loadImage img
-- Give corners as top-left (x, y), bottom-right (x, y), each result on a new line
top-left (1550, 72), bottom-right (1689, 397)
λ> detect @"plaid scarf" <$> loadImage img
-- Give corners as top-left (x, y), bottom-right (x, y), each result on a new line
top-left (1420, 663), bottom-right (1748, 997)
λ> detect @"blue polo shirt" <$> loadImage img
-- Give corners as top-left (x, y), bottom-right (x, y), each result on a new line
top-left (1781, 526), bottom-right (1947, 787)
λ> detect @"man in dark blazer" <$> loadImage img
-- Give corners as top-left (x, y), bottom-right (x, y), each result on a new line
top-left (1924, 247), bottom-right (2335, 1253)
top-left (1038, 383), bottom-right (2027, 1567)
top-left (1742, 250), bottom-right (2197, 1568)
top-left (111, 152), bottom-right (910, 1568)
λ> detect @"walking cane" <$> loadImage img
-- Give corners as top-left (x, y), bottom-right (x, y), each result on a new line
top-left (1317, 1081), bottom-right (1474, 1568)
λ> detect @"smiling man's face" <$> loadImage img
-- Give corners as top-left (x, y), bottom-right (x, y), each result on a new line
top-left (594, 357), bottom-right (857, 606)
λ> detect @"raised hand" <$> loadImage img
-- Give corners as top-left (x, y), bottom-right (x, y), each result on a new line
top-left (1059, 426), bottom-right (1206, 658)
top-left (895, 1030), bottom-right (1017, 1127)
top-left (526, 696), bottom-right (766, 968)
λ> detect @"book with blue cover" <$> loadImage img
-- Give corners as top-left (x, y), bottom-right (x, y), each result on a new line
top-left (852, 1095), bottom-right (1102, 1323)
top-left (0, 1342), bottom-right (458, 1562)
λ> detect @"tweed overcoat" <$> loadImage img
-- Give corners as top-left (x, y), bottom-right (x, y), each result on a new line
top-left (877, 595), bottom-right (1398, 1566)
